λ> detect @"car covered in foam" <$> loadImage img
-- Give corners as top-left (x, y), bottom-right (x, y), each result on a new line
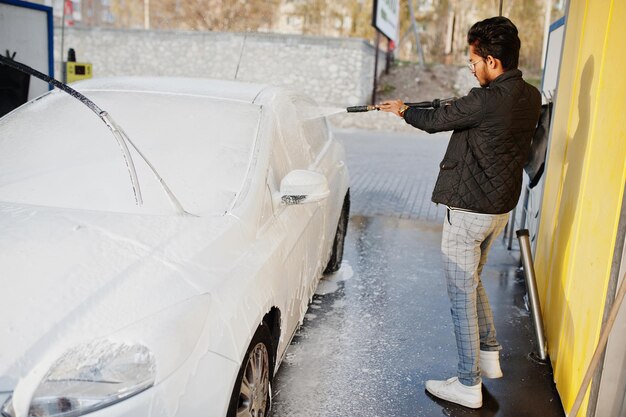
top-left (0, 77), bottom-right (350, 417)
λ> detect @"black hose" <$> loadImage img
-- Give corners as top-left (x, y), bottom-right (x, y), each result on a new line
top-left (0, 55), bottom-right (145, 206)
top-left (404, 100), bottom-right (433, 108)
top-left (0, 54), bottom-right (104, 116)
top-left (406, 97), bottom-right (456, 108)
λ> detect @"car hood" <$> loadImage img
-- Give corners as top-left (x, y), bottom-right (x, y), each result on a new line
top-left (0, 201), bottom-right (242, 391)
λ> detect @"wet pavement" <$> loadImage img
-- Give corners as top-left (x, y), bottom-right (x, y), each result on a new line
top-left (272, 128), bottom-right (565, 417)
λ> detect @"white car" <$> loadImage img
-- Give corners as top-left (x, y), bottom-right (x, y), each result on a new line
top-left (0, 77), bottom-right (350, 417)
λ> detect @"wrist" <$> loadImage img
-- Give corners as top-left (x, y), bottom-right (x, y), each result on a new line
top-left (398, 104), bottom-right (409, 118)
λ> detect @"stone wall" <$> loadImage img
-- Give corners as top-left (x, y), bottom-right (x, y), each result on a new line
top-left (54, 28), bottom-right (386, 106)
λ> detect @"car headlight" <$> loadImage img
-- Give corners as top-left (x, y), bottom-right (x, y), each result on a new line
top-left (1, 340), bottom-right (155, 417)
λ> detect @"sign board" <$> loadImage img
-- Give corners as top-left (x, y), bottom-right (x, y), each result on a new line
top-left (0, 0), bottom-right (54, 100)
top-left (541, 16), bottom-right (566, 95)
top-left (66, 62), bottom-right (92, 83)
top-left (372, 0), bottom-right (400, 43)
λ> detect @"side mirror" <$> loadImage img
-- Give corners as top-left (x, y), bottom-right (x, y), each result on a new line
top-left (279, 169), bottom-right (330, 205)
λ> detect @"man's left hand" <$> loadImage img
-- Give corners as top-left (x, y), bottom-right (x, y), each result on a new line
top-left (378, 100), bottom-right (408, 117)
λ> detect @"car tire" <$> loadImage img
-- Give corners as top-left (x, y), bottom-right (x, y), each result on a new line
top-left (227, 322), bottom-right (273, 417)
top-left (324, 190), bottom-right (350, 274)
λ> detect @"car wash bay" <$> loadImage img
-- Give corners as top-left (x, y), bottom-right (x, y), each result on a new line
top-left (272, 128), bottom-right (566, 417)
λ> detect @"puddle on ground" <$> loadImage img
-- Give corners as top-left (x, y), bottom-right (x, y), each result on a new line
top-left (315, 262), bottom-right (354, 295)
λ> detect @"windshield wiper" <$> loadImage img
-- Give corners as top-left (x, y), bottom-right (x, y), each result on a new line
top-left (0, 55), bottom-right (143, 206)
top-left (0, 56), bottom-right (187, 214)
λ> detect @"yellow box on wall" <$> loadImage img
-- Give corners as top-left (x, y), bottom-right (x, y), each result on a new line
top-left (65, 62), bottom-right (92, 83)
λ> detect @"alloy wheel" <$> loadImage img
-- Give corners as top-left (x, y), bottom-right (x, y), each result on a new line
top-left (236, 342), bottom-right (270, 417)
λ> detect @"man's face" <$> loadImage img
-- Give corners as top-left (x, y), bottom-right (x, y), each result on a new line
top-left (469, 45), bottom-right (489, 87)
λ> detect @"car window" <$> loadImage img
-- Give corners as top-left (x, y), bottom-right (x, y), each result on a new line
top-left (270, 128), bottom-right (291, 183)
top-left (258, 183), bottom-right (274, 229)
top-left (293, 97), bottom-right (330, 158)
top-left (274, 96), bottom-right (312, 171)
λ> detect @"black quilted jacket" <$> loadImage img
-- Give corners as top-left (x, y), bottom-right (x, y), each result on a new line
top-left (404, 69), bottom-right (541, 214)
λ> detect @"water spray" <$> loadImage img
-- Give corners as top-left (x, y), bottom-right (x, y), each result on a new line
top-left (346, 97), bottom-right (456, 113)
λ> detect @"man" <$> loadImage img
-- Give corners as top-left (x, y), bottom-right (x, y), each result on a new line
top-left (379, 16), bottom-right (541, 409)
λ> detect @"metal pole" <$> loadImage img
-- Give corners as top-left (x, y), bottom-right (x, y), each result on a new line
top-left (507, 206), bottom-right (517, 250)
top-left (385, 37), bottom-right (391, 75)
top-left (144, 0), bottom-right (150, 30)
top-left (502, 220), bottom-right (509, 244)
top-left (516, 229), bottom-right (548, 362)
top-left (520, 186), bottom-right (530, 231)
top-left (499, 0), bottom-right (504, 16)
top-left (61, 0), bottom-right (66, 83)
top-left (541, 0), bottom-right (553, 70)
top-left (569, 271), bottom-right (626, 417)
top-left (407, 0), bottom-right (425, 67)
top-left (372, 31), bottom-right (380, 105)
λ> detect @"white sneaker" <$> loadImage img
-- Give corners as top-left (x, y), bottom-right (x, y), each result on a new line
top-left (425, 377), bottom-right (482, 409)
top-left (480, 350), bottom-right (503, 379)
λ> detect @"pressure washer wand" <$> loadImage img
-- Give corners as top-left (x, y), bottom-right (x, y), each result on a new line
top-left (0, 55), bottom-right (188, 215)
top-left (346, 105), bottom-right (380, 112)
top-left (346, 97), bottom-right (456, 112)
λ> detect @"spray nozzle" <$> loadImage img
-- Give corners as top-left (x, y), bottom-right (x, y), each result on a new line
top-left (346, 105), bottom-right (380, 113)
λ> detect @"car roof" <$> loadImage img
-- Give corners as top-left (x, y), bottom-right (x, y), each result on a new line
top-left (72, 77), bottom-right (271, 104)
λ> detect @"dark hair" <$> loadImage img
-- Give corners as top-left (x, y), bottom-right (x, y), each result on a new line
top-left (467, 16), bottom-right (520, 70)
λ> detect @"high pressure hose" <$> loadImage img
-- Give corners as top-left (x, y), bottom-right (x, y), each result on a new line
top-left (0, 54), bottom-right (143, 206)
top-left (0, 55), bottom-right (188, 214)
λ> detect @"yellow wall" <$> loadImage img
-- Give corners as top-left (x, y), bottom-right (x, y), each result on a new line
top-left (534, 0), bottom-right (626, 415)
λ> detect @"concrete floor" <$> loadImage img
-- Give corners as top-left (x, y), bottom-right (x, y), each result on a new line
top-left (271, 128), bottom-right (566, 417)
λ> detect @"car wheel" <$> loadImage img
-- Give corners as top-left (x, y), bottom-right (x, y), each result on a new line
top-left (227, 323), bottom-right (273, 417)
top-left (324, 190), bottom-right (350, 274)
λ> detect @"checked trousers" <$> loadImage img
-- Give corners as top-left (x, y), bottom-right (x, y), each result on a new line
top-left (441, 208), bottom-right (509, 386)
